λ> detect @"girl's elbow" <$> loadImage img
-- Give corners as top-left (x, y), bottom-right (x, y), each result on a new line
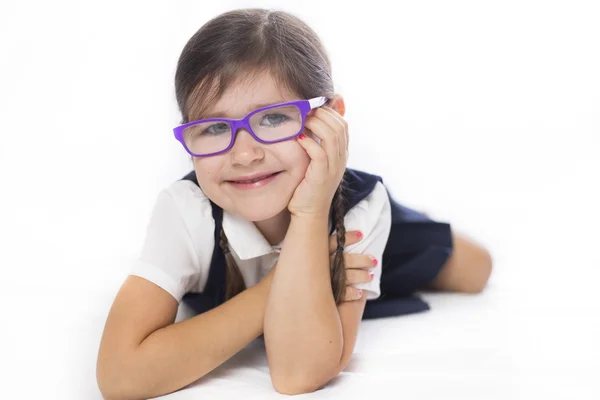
top-left (96, 351), bottom-right (148, 400)
top-left (273, 380), bottom-right (317, 396)
top-left (271, 365), bottom-right (339, 395)
top-left (97, 368), bottom-right (134, 400)
top-left (272, 375), bottom-right (331, 396)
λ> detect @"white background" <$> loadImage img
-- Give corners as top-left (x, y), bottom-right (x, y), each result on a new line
top-left (0, 0), bottom-right (598, 399)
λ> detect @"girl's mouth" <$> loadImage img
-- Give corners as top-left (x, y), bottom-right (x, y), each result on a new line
top-left (228, 172), bottom-right (281, 189)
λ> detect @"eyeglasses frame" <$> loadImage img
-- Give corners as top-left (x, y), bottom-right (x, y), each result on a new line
top-left (173, 96), bottom-right (329, 157)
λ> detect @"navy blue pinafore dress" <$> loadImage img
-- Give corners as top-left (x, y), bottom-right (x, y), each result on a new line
top-left (180, 168), bottom-right (453, 319)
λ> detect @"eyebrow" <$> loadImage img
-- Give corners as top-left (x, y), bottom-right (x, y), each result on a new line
top-left (202, 100), bottom-right (289, 119)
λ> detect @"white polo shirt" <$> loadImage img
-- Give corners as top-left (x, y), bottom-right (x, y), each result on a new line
top-left (129, 179), bottom-right (392, 302)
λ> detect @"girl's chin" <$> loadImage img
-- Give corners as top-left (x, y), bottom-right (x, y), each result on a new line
top-left (243, 209), bottom-right (288, 222)
top-left (233, 201), bottom-right (289, 222)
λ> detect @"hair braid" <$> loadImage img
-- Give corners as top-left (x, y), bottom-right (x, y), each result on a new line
top-left (330, 179), bottom-right (348, 304)
top-left (218, 211), bottom-right (246, 300)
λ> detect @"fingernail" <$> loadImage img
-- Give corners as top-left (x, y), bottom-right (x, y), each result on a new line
top-left (371, 257), bottom-right (378, 266)
top-left (298, 133), bottom-right (306, 140)
top-left (357, 289), bottom-right (363, 298)
top-left (369, 272), bottom-right (374, 279)
top-left (355, 231), bottom-right (363, 239)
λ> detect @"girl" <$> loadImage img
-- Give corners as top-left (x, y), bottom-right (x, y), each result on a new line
top-left (97, 8), bottom-right (493, 399)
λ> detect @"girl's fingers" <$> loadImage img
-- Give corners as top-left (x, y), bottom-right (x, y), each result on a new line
top-left (344, 253), bottom-right (377, 269)
top-left (329, 252), bottom-right (376, 268)
top-left (312, 106), bottom-right (344, 133)
top-left (303, 115), bottom-right (341, 170)
top-left (316, 106), bottom-right (346, 142)
top-left (345, 269), bottom-right (374, 285)
top-left (343, 286), bottom-right (365, 302)
top-left (328, 230), bottom-right (363, 254)
top-left (296, 129), bottom-right (328, 175)
top-left (319, 106), bottom-right (348, 157)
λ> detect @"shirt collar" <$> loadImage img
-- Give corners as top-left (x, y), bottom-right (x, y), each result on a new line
top-left (221, 210), bottom-right (333, 260)
top-left (222, 210), bottom-right (282, 260)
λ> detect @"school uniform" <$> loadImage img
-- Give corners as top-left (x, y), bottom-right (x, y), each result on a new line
top-left (130, 168), bottom-right (453, 319)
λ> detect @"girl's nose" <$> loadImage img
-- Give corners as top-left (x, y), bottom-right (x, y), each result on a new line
top-left (230, 129), bottom-right (264, 165)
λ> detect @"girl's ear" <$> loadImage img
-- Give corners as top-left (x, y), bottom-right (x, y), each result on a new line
top-left (328, 95), bottom-right (346, 117)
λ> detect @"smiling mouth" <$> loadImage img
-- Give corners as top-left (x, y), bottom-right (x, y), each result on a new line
top-left (228, 172), bottom-right (281, 184)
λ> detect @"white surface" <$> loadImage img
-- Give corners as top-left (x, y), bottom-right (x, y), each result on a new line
top-left (1, 0), bottom-right (599, 399)
top-left (15, 264), bottom-right (599, 399)
top-left (168, 288), bottom-right (516, 400)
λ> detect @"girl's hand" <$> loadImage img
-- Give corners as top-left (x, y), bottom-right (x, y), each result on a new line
top-left (288, 105), bottom-right (349, 218)
top-left (261, 230), bottom-right (376, 301)
top-left (328, 230), bottom-right (375, 302)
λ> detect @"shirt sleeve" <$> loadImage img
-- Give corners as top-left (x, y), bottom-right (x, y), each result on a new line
top-left (129, 188), bottom-right (203, 303)
top-left (341, 181), bottom-right (392, 300)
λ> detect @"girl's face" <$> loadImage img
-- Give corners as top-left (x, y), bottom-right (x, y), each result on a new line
top-left (191, 71), bottom-right (311, 222)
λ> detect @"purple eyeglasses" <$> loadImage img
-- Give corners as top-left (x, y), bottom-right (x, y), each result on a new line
top-left (173, 96), bottom-right (329, 157)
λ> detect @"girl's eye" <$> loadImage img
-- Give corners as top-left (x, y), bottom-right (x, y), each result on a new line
top-left (261, 113), bottom-right (289, 126)
top-left (201, 123), bottom-right (230, 135)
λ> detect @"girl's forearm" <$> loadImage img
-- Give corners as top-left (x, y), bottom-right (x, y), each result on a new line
top-left (100, 280), bottom-right (272, 400)
top-left (264, 213), bottom-right (343, 392)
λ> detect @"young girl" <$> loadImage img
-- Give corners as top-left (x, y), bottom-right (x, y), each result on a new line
top-left (97, 8), bottom-right (493, 399)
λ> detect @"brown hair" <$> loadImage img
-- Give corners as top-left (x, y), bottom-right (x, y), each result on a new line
top-left (174, 8), bottom-right (348, 304)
